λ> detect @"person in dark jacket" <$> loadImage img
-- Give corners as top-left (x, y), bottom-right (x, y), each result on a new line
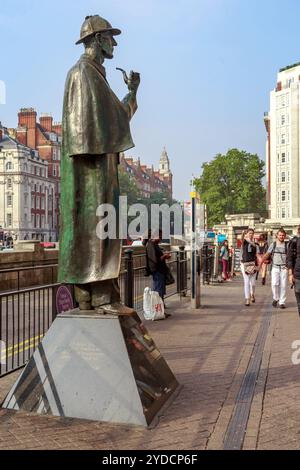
top-left (287, 225), bottom-right (300, 315)
top-left (146, 230), bottom-right (171, 306)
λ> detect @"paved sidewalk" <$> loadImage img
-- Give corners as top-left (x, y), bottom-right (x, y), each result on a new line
top-left (1, 276), bottom-right (300, 450)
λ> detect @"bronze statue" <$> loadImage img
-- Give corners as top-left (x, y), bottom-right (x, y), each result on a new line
top-left (58, 15), bottom-right (140, 314)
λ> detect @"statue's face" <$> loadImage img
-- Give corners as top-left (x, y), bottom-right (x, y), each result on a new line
top-left (97, 32), bottom-right (117, 59)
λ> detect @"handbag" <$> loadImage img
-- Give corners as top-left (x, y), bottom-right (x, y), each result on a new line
top-left (243, 261), bottom-right (257, 275)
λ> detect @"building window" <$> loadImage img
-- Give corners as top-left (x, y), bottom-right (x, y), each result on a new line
top-left (277, 191), bottom-right (280, 202)
top-left (7, 195), bottom-right (12, 207)
top-left (282, 207), bottom-right (286, 219)
top-left (7, 179), bottom-right (12, 189)
top-left (24, 194), bottom-right (28, 207)
top-left (36, 215), bottom-right (40, 227)
top-left (7, 214), bottom-right (12, 226)
top-left (281, 152), bottom-right (286, 163)
top-left (41, 215), bottom-right (44, 227)
top-left (6, 162), bottom-right (13, 171)
top-left (281, 96), bottom-right (285, 107)
top-left (287, 207), bottom-right (290, 218)
top-left (281, 134), bottom-right (285, 144)
top-left (282, 191), bottom-right (286, 202)
top-left (287, 171), bottom-right (290, 182)
top-left (53, 166), bottom-right (57, 177)
top-left (281, 115), bottom-right (285, 125)
top-left (281, 172), bottom-right (286, 183)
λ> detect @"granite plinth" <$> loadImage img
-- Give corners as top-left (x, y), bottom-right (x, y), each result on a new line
top-left (2, 310), bottom-right (179, 427)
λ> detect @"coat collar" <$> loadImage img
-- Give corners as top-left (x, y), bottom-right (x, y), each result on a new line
top-left (80, 54), bottom-right (107, 78)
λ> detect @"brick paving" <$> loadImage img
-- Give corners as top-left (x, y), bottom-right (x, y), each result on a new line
top-left (1, 276), bottom-right (300, 450)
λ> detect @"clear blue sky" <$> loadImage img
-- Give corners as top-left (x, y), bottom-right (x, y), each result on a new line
top-left (1, 0), bottom-right (300, 201)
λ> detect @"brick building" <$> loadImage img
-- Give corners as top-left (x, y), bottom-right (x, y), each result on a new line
top-left (0, 124), bottom-right (56, 242)
top-left (119, 147), bottom-right (173, 199)
top-left (12, 108), bottom-right (61, 239)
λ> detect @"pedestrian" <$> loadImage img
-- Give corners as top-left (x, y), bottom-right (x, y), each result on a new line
top-left (240, 228), bottom-right (258, 306)
top-left (145, 230), bottom-right (171, 315)
top-left (256, 234), bottom-right (269, 285)
top-left (220, 240), bottom-right (230, 281)
top-left (287, 225), bottom-right (300, 316)
top-left (263, 228), bottom-right (288, 309)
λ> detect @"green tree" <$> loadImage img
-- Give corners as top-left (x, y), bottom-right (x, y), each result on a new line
top-left (118, 167), bottom-right (141, 205)
top-left (193, 149), bottom-right (267, 226)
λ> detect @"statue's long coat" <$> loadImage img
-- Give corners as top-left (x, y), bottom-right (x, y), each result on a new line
top-left (58, 54), bottom-right (135, 284)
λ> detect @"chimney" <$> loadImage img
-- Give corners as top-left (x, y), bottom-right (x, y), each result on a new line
top-left (18, 108), bottom-right (37, 149)
top-left (276, 82), bottom-right (282, 92)
top-left (18, 108), bottom-right (37, 128)
top-left (40, 114), bottom-right (53, 133)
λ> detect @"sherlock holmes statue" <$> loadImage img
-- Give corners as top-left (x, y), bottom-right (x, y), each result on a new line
top-left (58, 15), bottom-right (140, 314)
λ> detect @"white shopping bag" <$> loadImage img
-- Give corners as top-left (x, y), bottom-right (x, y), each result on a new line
top-left (150, 291), bottom-right (165, 321)
top-left (143, 287), bottom-right (154, 320)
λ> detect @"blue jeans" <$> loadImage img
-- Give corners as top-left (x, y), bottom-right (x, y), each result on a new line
top-left (152, 271), bottom-right (166, 300)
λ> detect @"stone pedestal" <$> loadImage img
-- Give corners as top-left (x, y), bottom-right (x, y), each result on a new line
top-left (2, 310), bottom-right (179, 427)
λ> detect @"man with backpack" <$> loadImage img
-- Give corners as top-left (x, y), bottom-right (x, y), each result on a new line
top-left (263, 228), bottom-right (288, 308)
top-left (287, 225), bottom-right (300, 316)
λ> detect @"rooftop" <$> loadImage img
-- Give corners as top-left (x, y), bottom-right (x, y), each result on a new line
top-left (279, 61), bottom-right (300, 72)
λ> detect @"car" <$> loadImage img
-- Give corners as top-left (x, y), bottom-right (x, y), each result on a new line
top-left (40, 242), bottom-right (56, 249)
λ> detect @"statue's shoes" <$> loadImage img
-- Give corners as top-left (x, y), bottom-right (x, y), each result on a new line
top-left (97, 303), bottom-right (136, 316)
top-left (78, 302), bottom-right (92, 310)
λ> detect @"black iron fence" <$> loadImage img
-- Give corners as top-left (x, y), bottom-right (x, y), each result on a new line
top-left (0, 264), bottom-right (58, 292)
top-left (0, 284), bottom-right (60, 377)
top-left (0, 248), bottom-right (190, 377)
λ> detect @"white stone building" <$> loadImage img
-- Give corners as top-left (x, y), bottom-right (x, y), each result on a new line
top-left (265, 62), bottom-right (300, 227)
top-left (0, 125), bottom-right (56, 242)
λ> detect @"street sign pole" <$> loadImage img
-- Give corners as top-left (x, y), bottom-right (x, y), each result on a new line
top-left (190, 192), bottom-right (201, 309)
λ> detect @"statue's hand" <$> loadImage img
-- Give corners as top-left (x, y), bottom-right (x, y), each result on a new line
top-left (127, 71), bottom-right (140, 92)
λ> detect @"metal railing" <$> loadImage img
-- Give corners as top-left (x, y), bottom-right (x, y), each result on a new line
top-left (0, 283), bottom-right (60, 377)
top-left (0, 248), bottom-right (190, 377)
top-left (0, 264), bottom-right (58, 292)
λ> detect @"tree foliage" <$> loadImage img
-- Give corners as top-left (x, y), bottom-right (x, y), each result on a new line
top-left (118, 167), bottom-right (141, 206)
top-left (193, 149), bottom-right (267, 227)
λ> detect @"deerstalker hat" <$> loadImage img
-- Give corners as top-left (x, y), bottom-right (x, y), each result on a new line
top-left (76, 15), bottom-right (121, 45)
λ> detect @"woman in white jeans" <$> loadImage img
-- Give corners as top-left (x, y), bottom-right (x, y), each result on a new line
top-left (240, 228), bottom-right (258, 306)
